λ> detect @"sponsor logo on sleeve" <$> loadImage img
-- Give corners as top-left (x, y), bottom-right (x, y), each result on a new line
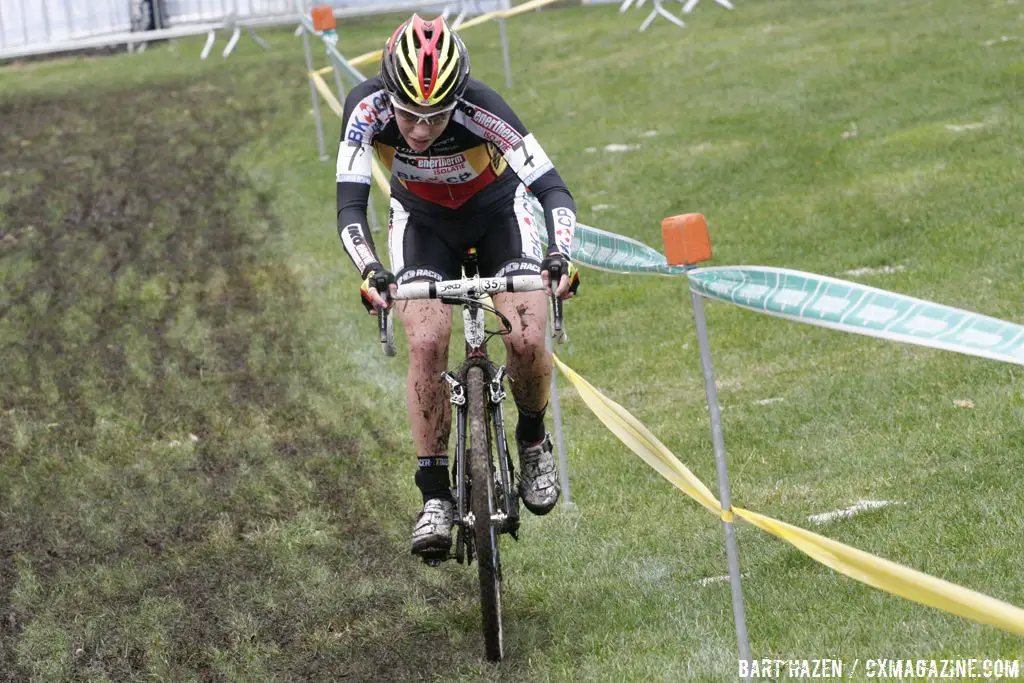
top-left (339, 223), bottom-right (375, 271)
top-left (467, 107), bottom-right (523, 152)
top-left (345, 91), bottom-right (392, 145)
top-left (552, 207), bottom-right (576, 255)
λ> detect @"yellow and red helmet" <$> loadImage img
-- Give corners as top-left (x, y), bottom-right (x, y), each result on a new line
top-left (380, 14), bottom-right (471, 107)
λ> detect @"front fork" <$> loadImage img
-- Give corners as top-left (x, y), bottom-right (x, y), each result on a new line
top-left (488, 367), bottom-right (521, 538)
top-left (442, 363), bottom-right (520, 567)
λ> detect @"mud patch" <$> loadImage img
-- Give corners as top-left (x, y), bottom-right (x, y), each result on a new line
top-left (0, 73), bottom-right (470, 680)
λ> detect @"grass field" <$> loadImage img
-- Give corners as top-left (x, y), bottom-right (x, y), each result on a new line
top-left (1, 0), bottom-right (1023, 680)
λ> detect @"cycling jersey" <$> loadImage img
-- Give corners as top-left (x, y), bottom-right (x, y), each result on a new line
top-left (336, 76), bottom-right (577, 278)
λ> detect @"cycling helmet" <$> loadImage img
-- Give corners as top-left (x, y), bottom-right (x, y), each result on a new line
top-left (380, 14), bottom-right (470, 107)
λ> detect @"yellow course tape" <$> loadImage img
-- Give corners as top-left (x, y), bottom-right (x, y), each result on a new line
top-left (310, 71), bottom-right (344, 116)
top-left (551, 354), bottom-right (1024, 637)
top-left (347, 0), bottom-right (562, 68)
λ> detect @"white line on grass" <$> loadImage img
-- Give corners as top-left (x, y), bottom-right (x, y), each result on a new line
top-left (945, 122), bottom-right (988, 132)
top-left (696, 574), bottom-right (745, 586)
top-left (808, 499), bottom-right (901, 524)
top-left (604, 143), bottom-right (640, 152)
top-left (754, 397), bottom-right (785, 405)
top-left (843, 264), bottom-right (906, 277)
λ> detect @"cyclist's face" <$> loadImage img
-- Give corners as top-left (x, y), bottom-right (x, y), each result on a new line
top-left (392, 101), bottom-right (453, 152)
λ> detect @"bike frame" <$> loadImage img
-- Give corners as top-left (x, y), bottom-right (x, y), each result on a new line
top-left (375, 259), bottom-right (565, 659)
top-left (449, 255), bottom-right (520, 551)
top-left (378, 260), bottom-right (556, 561)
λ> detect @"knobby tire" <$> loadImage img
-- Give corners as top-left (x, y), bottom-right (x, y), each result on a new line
top-left (467, 365), bottom-right (504, 662)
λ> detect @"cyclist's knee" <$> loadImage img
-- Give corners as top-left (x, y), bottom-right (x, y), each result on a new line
top-left (406, 319), bottom-right (450, 365)
top-left (498, 293), bottom-right (547, 358)
top-left (407, 330), bottom-right (448, 365)
top-left (400, 300), bottom-right (451, 364)
top-left (505, 321), bottom-right (546, 361)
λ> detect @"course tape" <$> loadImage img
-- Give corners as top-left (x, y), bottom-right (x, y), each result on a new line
top-left (524, 196), bottom-right (694, 275)
top-left (689, 266), bottom-right (1024, 367)
top-left (552, 355), bottom-right (1024, 637)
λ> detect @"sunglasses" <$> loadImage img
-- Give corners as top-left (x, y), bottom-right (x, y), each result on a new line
top-left (390, 97), bottom-right (456, 127)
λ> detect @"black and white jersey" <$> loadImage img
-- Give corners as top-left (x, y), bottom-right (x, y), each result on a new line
top-left (336, 77), bottom-right (577, 277)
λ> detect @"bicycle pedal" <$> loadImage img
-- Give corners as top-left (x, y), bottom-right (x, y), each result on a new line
top-left (414, 548), bottom-right (451, 566)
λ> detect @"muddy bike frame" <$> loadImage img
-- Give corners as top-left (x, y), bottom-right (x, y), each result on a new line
top-left (375, 256), bottom-right (566, 661)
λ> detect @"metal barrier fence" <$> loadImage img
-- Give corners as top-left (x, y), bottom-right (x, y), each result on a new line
top-left (0, 0), bottom-right (501, 62)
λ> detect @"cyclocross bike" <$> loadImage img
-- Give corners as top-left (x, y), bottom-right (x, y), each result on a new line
top-left (376, 251), bottom-right (567, 662)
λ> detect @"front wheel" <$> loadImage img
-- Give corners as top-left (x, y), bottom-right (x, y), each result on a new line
top-left (466, 365), bottom-right (504, 662)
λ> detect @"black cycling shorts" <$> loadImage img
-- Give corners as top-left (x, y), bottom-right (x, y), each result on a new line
top-left (388, 183), bottom-right (543, 285)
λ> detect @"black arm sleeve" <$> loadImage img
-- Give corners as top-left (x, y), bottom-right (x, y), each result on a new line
top-left (335, 78), bottom-right (390, 277)
top-left (336, 182), bottom-right (381, 278)
top-left (528, 169), bottom-right (576, 255)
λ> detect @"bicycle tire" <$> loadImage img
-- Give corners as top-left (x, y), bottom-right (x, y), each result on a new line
top-left (466, 365), bottom-right (504, 662)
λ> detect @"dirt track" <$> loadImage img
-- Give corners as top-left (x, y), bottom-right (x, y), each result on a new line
top-left (0, 76), bottom-right (472, 681)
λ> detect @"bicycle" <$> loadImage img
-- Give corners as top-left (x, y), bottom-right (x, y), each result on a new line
top-left (376, 250), bottom-right (567, 662)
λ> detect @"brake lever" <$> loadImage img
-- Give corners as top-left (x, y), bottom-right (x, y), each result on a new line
top-left (548, 262), bottom-right (567, 344)
top-left (378, 289), bottom-right (396, 356)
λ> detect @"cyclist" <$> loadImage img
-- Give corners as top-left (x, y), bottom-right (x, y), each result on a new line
top-left (335, 14), bottom-right (580, 555)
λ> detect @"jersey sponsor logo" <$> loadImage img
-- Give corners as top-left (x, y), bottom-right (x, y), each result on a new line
top-left (552, 207), bottom-right (576, 255)
top-left (468, 108), bottom-right (522, 152)
top-left (345, 91), bottom-right (391, 145)
top-left (340, 222), bottom-right (375, 270)
top-left (391, 153), bottom-right (479, 185)
top-left (525, 222), bottom-right (543, 260)
top-left (415, 156), bottom-right (463, 170)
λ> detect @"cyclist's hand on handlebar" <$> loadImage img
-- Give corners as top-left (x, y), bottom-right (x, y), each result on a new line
top-left (540, 251), bottom-right (580, 300)
top-left (360, 265), bottom-right (398, 314)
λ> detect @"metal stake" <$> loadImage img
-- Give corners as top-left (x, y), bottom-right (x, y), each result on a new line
top-left (690, 291), bottom-right (752, 678)
top-left (498, 0), bottom-right (513, 88)
top-left (546, 311), bottom-right (572, 507)
top-left (41, 0), bottom-right (51, 43)
top-left (301, 23), bottom-right (327, 160)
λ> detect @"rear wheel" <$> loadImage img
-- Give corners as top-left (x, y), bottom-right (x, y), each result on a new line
top-left (466, 365), bottom-right (504, 662)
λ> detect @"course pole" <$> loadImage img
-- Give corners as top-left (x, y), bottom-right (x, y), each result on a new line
top-left (661, 212), bottom-right (751, 678)
top-left (301, 22), bottom-right (327, 160)
top-left (691, 291), bottom-right (752, 677)
top-left (546, 313), bottom-right (572, 507)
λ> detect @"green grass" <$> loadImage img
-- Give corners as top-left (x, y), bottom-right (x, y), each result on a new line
top-left (2, 0), bottom-right (1023, 679)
